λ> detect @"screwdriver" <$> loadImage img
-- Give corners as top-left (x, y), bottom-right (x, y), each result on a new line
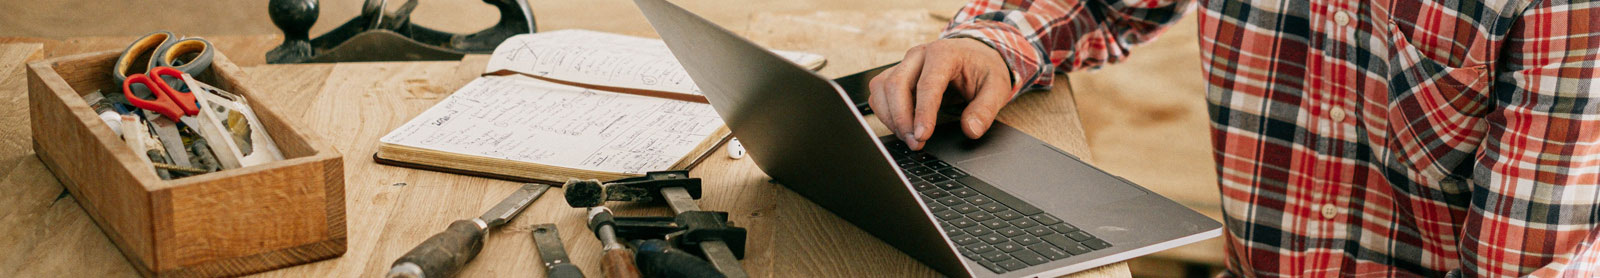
top-left (387, 183), bottom-right (551, 278)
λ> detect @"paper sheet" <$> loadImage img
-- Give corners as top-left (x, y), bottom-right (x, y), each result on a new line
top-left (485, 29), bottom-right (825, 96)
top-left (380, 76), bottom-right (725, 174)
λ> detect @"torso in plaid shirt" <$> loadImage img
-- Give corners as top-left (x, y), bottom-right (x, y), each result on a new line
top-left (942, 0), bottom-right (1600, 276)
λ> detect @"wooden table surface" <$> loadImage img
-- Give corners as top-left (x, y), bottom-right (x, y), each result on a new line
top-left (0, 9), bottom-right (1130, 278)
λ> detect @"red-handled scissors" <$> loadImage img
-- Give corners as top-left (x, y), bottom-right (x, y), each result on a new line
top-left (122, 66), bottom-right (200, 121)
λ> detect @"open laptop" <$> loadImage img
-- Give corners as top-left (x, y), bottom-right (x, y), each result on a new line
top-left (633, 0), bottom-right (1222, 277)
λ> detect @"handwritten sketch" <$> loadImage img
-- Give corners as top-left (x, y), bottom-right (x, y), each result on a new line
top-left (485, 29), bottom-right (825, 96)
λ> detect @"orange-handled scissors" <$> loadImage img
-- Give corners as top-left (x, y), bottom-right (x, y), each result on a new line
top-left (122, 66), bottom-right (200, 121)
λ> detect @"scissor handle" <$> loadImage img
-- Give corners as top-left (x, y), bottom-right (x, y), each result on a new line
top-left (148, 66), bottom-right (200, 116)
top-left (123, 73), bottom-right (184, 121)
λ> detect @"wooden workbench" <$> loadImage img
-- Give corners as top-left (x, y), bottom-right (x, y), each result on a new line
top-left (0, 10), bottom-right (1130, 278)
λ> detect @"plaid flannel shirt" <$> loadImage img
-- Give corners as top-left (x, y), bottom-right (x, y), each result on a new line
top-left (942, 0), bottom-right (1600, 276)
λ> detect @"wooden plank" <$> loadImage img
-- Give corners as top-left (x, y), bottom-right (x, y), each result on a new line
top-left (0, 44), bottom-right (42, 178)
top-left (231, 60), bottom-right (499, 278)
top-left (232, 64), bottom-right (335, 120)
top-left (0, 158), bottom-right (143, 277)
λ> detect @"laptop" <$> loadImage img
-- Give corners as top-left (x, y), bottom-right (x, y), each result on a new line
top-left (633, 0), bottom-right (1223, 277)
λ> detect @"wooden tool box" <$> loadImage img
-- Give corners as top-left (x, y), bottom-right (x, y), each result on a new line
top-left (26, 50), bottom-right (346, 277)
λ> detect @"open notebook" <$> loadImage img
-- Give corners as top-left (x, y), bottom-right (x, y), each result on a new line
top-left (484, 29), bottom-right (825, 103)
top-left (376, 29), bottom-right (825, 183)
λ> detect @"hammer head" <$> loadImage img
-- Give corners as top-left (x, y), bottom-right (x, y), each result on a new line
top-left (562, 171), bottom-right (703, 208)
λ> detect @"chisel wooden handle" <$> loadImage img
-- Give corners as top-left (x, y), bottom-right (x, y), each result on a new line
top-left (601, 248), bottom-right (642, 278)
top-left (388, 219), bottom-right (486, 278)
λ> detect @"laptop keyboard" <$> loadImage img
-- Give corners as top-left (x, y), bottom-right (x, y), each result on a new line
top-left (884, 140), bottom-right (1112, 274)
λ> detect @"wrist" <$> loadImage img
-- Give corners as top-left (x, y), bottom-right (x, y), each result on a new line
top-left (942, 37), bottom-right (1016, 87)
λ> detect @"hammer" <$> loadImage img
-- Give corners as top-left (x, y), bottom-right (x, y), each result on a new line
top-left (564, 170), bottom-right (749, 278)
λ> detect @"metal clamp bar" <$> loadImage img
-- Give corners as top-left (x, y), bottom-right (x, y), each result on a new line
top-left (661, 187), bottom-right (702, 214)
top-left (698, 240), bottom-right (748, 278)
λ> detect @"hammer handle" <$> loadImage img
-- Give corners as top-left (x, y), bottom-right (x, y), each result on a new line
top-left (601, 248), bottom-right (642, 278)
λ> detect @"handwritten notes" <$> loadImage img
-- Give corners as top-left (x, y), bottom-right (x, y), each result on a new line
top-left (380, 76), bottom-right (725, 174)
top-left (485, 29), bottom-right (825, 96)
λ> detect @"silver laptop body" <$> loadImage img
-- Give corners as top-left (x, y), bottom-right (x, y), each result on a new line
top-left (633, 0), bottom-right (1223, 276)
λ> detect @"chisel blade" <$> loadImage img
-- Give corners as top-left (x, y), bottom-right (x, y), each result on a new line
top-left (479, 183), bottom-right (550, 228)
top-left (532, 224), bottom-right (572, 264)
top-left (531, 224), bottom-right (584, 278)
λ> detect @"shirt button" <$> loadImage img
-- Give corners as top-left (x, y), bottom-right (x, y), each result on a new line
top-left (1321, 204), bottom-right (1338, 219)
top-left (1334, 11), bottom-right (1352, 26)
top-left (1330, 108), bottom-right (1346, 122)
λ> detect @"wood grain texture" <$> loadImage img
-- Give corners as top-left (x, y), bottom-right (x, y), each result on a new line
top-left (0, 44), bottom-right (140, 277)
top-left (0, 44), bottom-right (41, 170)
top-left (28, 50), bottom-right (162, 275)
top-left (0, 36), bottom-right (280, 67)
top-left (24, 48), bottom-right (346, 277)
top-left (601, 249), bottom-right (643, 278)
top-left (0, 6), bottom-right (1130, 278)
top-left (147, 51), bottom-right (348, 278)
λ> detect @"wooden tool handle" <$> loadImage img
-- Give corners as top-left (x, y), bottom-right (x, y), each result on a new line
top-left (390, 219), bottom-right (486, 278)
top-left (601, 248), bottom-right (642, 278)
top-left (267, 0), bottom-right (318, 41)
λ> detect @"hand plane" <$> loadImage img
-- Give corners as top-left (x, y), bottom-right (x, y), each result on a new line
top-left (266, 0), bottom-right (536, 64)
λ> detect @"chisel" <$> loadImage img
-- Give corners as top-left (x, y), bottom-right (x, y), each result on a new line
top-left (531, 224), bottom-right (585, 278)
top-left (387, 183), bottom-right (552, 278)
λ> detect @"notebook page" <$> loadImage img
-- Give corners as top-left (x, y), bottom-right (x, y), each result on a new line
top-left (380, 76), bottom-right (725, 174)
top-left (485, 29), bottom-right (825, 96)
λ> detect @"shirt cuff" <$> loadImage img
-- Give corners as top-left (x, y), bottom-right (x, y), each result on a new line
top-left (941, 20), bottom-right (1052, 96)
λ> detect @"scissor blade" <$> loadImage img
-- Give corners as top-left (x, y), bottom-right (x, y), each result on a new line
top-left (478, 183), bottom-right (551, 228)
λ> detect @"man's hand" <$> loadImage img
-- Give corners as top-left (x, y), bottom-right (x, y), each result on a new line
top-left (868, 38), bottom-right (1013, 150)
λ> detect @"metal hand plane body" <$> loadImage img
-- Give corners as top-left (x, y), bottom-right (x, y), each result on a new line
top-left (267, 0), bottom-right (536, 64)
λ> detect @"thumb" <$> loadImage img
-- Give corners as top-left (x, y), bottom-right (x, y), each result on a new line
top-left (960, 70), bottom-right (1013, 139)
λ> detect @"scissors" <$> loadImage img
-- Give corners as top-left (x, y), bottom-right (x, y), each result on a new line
top-left (122, 66), bottom-right (201, 121)
top-left (123, 66), bottom-right (217, 169)
top-left (112, 30), bottom-right (214, 85)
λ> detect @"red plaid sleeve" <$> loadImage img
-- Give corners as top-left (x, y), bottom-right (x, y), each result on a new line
top-left (940, 0), bottom-right (1195, 95)
top-left (1461, 1), bottom-right (1600, 276)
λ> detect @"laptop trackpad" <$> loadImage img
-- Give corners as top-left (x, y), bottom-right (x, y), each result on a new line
top-left (956, 146), bottom-right (1147, 208)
